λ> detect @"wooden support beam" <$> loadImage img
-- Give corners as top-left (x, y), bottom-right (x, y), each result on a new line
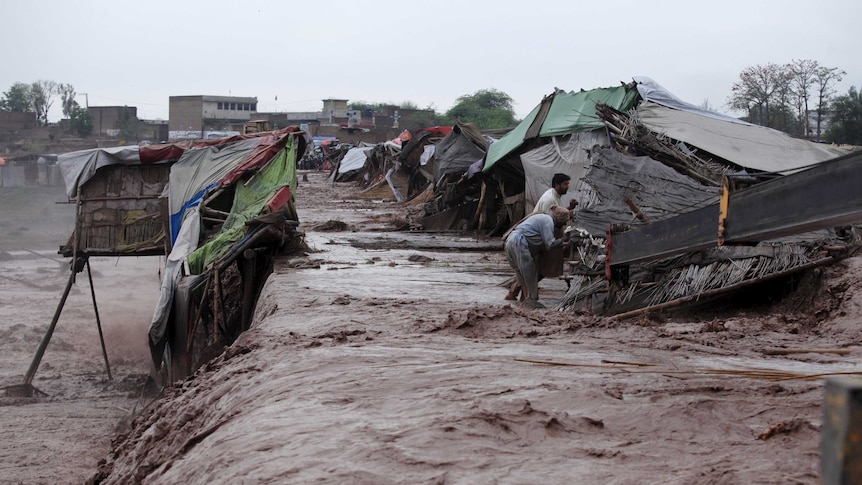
top-left (821, 376), bottom-right (862, 484)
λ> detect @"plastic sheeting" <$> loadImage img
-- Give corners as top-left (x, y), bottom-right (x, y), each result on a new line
top-left (575, 146), bottom-right (718, 236)
top-left (419, 145), bottom-right (435, 166)
top-left (539, 86), bottom-right (639, 137)
top-left (434, 124), bottom-right (487, 181)
top-left (168, 137), bottom-right (264, 243)
top-left (149, 206), bottom-right (201, 348)
top-left (187, 139), bottom-right (297, 274)
top-left (519, 131), bottom-right (606, 214)
top-left (58, 145), bottom-right (142, 197)
top-left (633, 76), bottom-right (753, 126)
top-left (636, 101), bottom-right (856, 174)
top-left (484, 86), bottom-right (638, 172)
top-left (337, 147), bottom-right (373, 174)
top-left (58, 127), bottom-right (304, 199)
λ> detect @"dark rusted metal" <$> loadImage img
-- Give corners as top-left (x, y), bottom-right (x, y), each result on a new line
top-left (609, 150), bottom-right (862, 267)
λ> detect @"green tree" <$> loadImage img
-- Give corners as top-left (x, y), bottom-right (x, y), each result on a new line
top-left (0, 82), bottom-right (34, 112)
top-left (69, 105), bottom-right (93, 138)
top-left (59, 83), bottom-right (78, 118)
top-left (444, 88), bottom-right (516, 130)
top-left (400, 110), bottom-right (446, 132)
top-left (825, 86), bottom-right (862, 145)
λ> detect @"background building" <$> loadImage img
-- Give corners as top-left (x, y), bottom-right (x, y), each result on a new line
top-left (168, 95), bottom-right (258, 140)
top-left (88, 106), bottom-right (137, 138)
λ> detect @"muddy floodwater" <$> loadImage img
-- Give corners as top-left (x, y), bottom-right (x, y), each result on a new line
top-left (2, 173), bottom-right (862, 484)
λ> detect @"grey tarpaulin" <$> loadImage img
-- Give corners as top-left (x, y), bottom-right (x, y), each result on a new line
top-left (633, 76), bottom-right (753, 126)
top-left (519, 131), bottom-right (606, 214)
top-left (574, 146), bottom-right (717, 236)
top-left (58, 145), bottom-right (142, 197)
top-left (433, 124), bottom-right (487, 181)
top-left (635, 101), bottom-right (856, 174)
top-left (149, 206), bottom-right (201, 348)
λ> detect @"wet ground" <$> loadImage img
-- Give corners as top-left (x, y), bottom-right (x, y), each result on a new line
top-left (3, 172), bottom-right (862, 484)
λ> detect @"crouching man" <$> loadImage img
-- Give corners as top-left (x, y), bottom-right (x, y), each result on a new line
top-left (504, 205), bottom-right (571, 309)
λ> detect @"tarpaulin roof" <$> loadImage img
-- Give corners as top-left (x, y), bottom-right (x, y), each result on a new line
top-left (484, 86), bottom-right (639, 172)
top-left (575, 146), bottom-right (718, 235)
top-left (150, 135), bottom-right (300, 346)
top-left (58, 145), bottom-right (142, 197)
top-left (58, 127), bottom-right (304, 197)
top-left (636, 101), bottom-right (856, 173)
top-left (337, 147), bottom-right (374, 174)
top-left (633, 76), bottom-right (753, 126)
top-left (434, 124), bottom-right (487, 181)
top-left (398, 126), bottom-right (453, 167)
top-left (187, 137), bottom-right (298, 274)
top-left (168, 137), bottom-right (264, 243)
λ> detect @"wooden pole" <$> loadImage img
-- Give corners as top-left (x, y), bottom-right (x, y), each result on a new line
top-left (23, 265), bottom-right (78, 385)
top-left (86, 259), bottom-right (112, 380)
top-left (241, 250), bottom-right (256, 332)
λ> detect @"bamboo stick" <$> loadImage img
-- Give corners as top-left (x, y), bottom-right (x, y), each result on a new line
top-left (612, 256), bottom-right (837, 321)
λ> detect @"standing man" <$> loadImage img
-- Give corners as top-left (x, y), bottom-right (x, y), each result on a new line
top-left (534, 173), bottom-right (578, 214)
top-left (505, 206), bottom-right (571, 309)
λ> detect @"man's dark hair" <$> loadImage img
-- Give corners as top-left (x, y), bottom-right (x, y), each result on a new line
top-left (551, 173), bottom-right (571, 186)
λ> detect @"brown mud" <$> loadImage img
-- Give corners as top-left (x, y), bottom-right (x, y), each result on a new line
top-left (3, 172), bottom-right (862, 484)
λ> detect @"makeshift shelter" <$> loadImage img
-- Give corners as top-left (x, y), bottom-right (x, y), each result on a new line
top-left (432, 123), bottom-right (488, 183)
top-left (478, 84), bottom-right (640, 230)
top-left (550, 78), bottom-right (861, 316)
top-left (401, 123), bottom-right (501, 231)
top-left (398, 126), bottom-right (452, 197)
top-left (16, 128), bottom-right (307, 395)
top-left (328, 146), bottom-right (372, 182)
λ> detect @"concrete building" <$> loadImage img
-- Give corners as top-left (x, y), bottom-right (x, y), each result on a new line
top-left (88, 106), bottom-right (138, 137)
top-left (0, 111), bottom-right (39, 131)
top-left (321, 99), bottom-right (349, 124)
top-left (168, 95), bottom-right (258, 139)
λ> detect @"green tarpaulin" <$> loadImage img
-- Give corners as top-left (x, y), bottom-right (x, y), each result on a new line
top-left (484, 86), bottom-right (639, 172)
top-left (187, 135), bottom-right (297, 274)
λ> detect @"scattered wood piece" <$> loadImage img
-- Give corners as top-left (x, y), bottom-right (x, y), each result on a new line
top-left (600, 359), bottom-right (659, 367)
top-left (763, 348), bottom-right (852, 356)
top-left (756, 418), bottom-right (816, 440)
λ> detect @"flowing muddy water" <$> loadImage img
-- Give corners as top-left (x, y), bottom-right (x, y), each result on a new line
top-left (3, 173), bottom-right (862, 484)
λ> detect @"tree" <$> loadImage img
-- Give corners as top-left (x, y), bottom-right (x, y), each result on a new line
top-left (30, 80), bottom-right (59, 126)
top-left (698, 98), bottom-right (716, 112)
top-left (825, 86), bottom-right (862, 145)
top-left (59, 83), bottom-right (78, 118)
top-left (813, 66), bottom-right (845, 140)
top-left (790, 59), bottom-right (819, 137)
top-left (69, 105), bottom-right (93, 138)
top-left (727, 63), bottom-right (792, 128)
top-left (0, 82), bottom-right (34, 112)
top-left (444, 88), bottom-right (516, 130)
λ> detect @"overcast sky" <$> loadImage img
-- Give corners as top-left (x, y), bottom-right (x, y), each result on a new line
top-left (2, 0), bottom-right (860, 122)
